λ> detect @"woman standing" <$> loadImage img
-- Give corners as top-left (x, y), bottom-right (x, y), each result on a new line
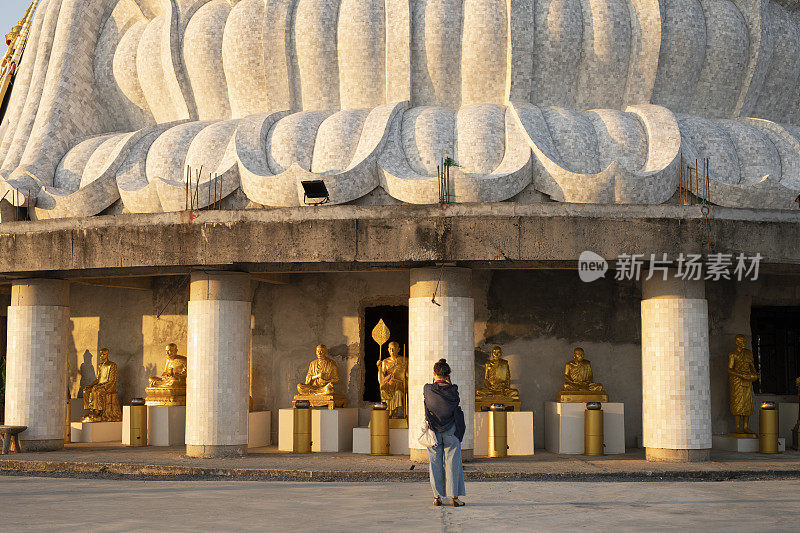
top-left (423, 359), bottom-right (466, 507)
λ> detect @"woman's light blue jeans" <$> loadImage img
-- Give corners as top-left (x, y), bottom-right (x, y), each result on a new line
top-left (427, 424), bottom-right (466, 498)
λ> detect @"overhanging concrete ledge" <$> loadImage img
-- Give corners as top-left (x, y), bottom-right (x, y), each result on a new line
top-left (1, 203), bottom-right (798, 277)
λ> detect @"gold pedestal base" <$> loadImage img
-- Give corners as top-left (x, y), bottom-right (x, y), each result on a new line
top-left (144, 388), bottom-right (186, 406)
top-left (728, 432), bottom-right (757, 439)
top-left (292, 394), bottom-right (347, 409)
top-left (475, 400), bottom-right (521, 412)
top-left (556, 391), bottom-right (609, 403)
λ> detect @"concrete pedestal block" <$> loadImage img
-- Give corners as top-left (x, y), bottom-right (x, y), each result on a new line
top-left (352, 427), bottom-right (410, 455)
top-left (121, 406), bottom-right (147, 446)
top-left (70, 421), bottom-right (122, 443)
top-left (279, 408), bottom-right (358, 452)
top-left (545, 402), bottom-right (625, 454)
top-left (474, 411), bottom-right (534, 456)
top-left (248, 411), bottom-right (271, 449)
top-left (147, 405), bottom-right (186, 447)
top-left (712, 435), bottom-right (785, 453)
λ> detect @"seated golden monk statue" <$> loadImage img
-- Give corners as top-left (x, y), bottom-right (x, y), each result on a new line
top-left (476, 346), bottom-right (521, 411)
top-left (378, 342), bottom-right (408, 420)
top-left (145, 343), bottom-right (187, 406)
top-left (81, 348), bottom-right (122, 422)
top-left (294, 344), bottom-right (346, 409)
top-left (556, 347), bottom-right (609, 402)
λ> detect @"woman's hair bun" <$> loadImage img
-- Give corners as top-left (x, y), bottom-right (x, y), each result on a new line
top-left (438, 358), bottom-right (447, 364)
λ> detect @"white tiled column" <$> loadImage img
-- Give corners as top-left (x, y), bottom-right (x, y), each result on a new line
top-left (5, 279), bottom-right (70, 451)
top-left (186, 272), bottom-right (251, 458)
top-left (409, 268), bottom-right (475, 461)
top-left (641, 276), bottom-right (712, 462)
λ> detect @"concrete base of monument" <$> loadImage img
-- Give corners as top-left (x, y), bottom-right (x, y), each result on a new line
top-left (474, 411), bottom-right (534, 456)
top-left (278, 408), bottom-right (358, 452)
top-left (186, 444), bottom-right (246, 458)
top-left (18, 439), bottom-right (64, 452)
top-left (645, 448), bottom-right (711, 462)
top-left (147, 406), bottom-right (186, 447)
top-left (248, 411), bottom-right (271, 448)
top-left (121, 406), bottom-right (146, 446)
top-left (544, 401), bottom-right (625, 454)
top-left (713, 435), bottom-right (785, 453)
top-left (71, 421), bottom-right (123, 443)
top-left (352, 427), bottom-right (410, 455)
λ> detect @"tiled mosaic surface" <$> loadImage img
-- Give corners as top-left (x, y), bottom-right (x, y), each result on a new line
top-left (3, 0), bottom-right (800, 220)
top-left (641, 298), bottom-right (712, 450)
top-left (186, 299), bottom-right (251, 447)
top-left (4, 305), bottom-right (69, 441)
top-left (408, 296), bottom-right (475, 451)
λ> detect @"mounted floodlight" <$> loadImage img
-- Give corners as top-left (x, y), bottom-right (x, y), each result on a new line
top-left (302, 180), bottom-right (330, 206)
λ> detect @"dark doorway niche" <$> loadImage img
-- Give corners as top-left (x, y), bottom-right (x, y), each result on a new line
top-left (751, 306), bottom-right (800, 395)
top-left (363, 305), bottom-right (408, 403)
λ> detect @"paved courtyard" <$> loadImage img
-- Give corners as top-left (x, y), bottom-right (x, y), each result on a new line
top-left (1, 477), bottom-right (798, 532)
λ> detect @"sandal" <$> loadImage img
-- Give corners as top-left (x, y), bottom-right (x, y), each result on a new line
top-left (433, 496), bottom-right (442, 506)
top-left (452, 498), bottom-right (465, 507)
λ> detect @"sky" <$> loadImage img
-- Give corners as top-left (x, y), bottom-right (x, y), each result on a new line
top-left (0, 0), bottom-right (35, 43)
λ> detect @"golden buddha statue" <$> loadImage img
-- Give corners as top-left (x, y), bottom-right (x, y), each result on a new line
top-left (294, 344), bottom-right (346, 409)
top-left (557, 347), bottom-right (609, 402)
top-left (378, 342), bottom-right (408, 420)
top-left (476, 346), bottom-right (521, 411)
top-left (728, 334), bottom-right (759, 438)
top-left (81, 348), bottom-right (122, 422)
top-left (145, 343), bottom-right (187, 406)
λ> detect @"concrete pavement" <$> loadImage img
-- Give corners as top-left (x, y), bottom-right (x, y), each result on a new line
top-left (1, 477), bottom-right (799, 532)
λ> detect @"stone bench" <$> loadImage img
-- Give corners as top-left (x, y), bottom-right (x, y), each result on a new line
top-left (0, 426), bottom-right (27, 454)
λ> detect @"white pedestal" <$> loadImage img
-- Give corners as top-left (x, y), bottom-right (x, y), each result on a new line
top-left (278, 408), bottom-right (358, 452)
top-left (779, 403), bottom-right (798, 442)
top-left (121, 406), bottom-right (141, 446)
top-left (545, 402), bottom-right (625, 454)
top-left (248, 411), bottom-right (271, 448)
top-left (712, 435), bottom-right (785, 452)
top-left (474, 411), bottom-right (535, 456)
top-left (352, 427), bottom-right (410, 455)
top-left (70, 421), bottom-right (123, 443)
top-left (147, 405), bottom-right (186, 447)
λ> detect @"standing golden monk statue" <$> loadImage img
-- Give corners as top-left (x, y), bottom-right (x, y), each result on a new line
top-left (728, 334), bottom-right (759, 438)
top-left (145, 343), bottom-right (187, 406)
top-left (556, 347), bottom-right (609, 402)
top-left (476, 346), bottom-right (521, 411)
top-left (294, 344), bottom-right (346, 409)
top-left (378, 341), bottom-right (408, 419)
top-left (81, 348), bottom-right (122, 422)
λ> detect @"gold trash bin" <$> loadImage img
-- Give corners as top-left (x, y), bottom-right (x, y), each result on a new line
top-left (759, 401), bottom-right (779, 454)
top-left (293, 400), bottom-right (312, 453)
top-left (128, 399), bottom-right (147, 447)
top-left (488, 404), bottom-right (508, 458)
top-left (370, 403), bottom-right (390, 455)
top-left (584, 402), bottom-right (604, 456)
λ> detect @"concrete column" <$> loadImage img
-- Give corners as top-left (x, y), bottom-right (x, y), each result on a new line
top-left (641, 276), bottom-right (712, 462)
top-left (408, 267), bottom-right (475, 461)
top-left (186, 272), bottom-right (251, 458)
top-left (5, 279), bottom-right (70, 451)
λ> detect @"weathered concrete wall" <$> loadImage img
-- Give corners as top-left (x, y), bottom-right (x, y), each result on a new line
top-left (62, 269), bottom-right (800, 450)
top-left (2, 205), bottom-right (800, 277)
top-left (707, 275), bottom-right (800, 436)
top-left (473, 270), bottom-right (643, 448)
top-left (67, 279), bottom-right (188, 403)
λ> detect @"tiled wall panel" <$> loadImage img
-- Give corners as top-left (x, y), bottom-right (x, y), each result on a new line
top-left (186, 299), bottom-right (251, 447)
top-left (641, 298), bottom-right (712, 450)
top-left (4, 305), bottom-right (69, 441)
top-left (408, 296), bottom-right (475, 451)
